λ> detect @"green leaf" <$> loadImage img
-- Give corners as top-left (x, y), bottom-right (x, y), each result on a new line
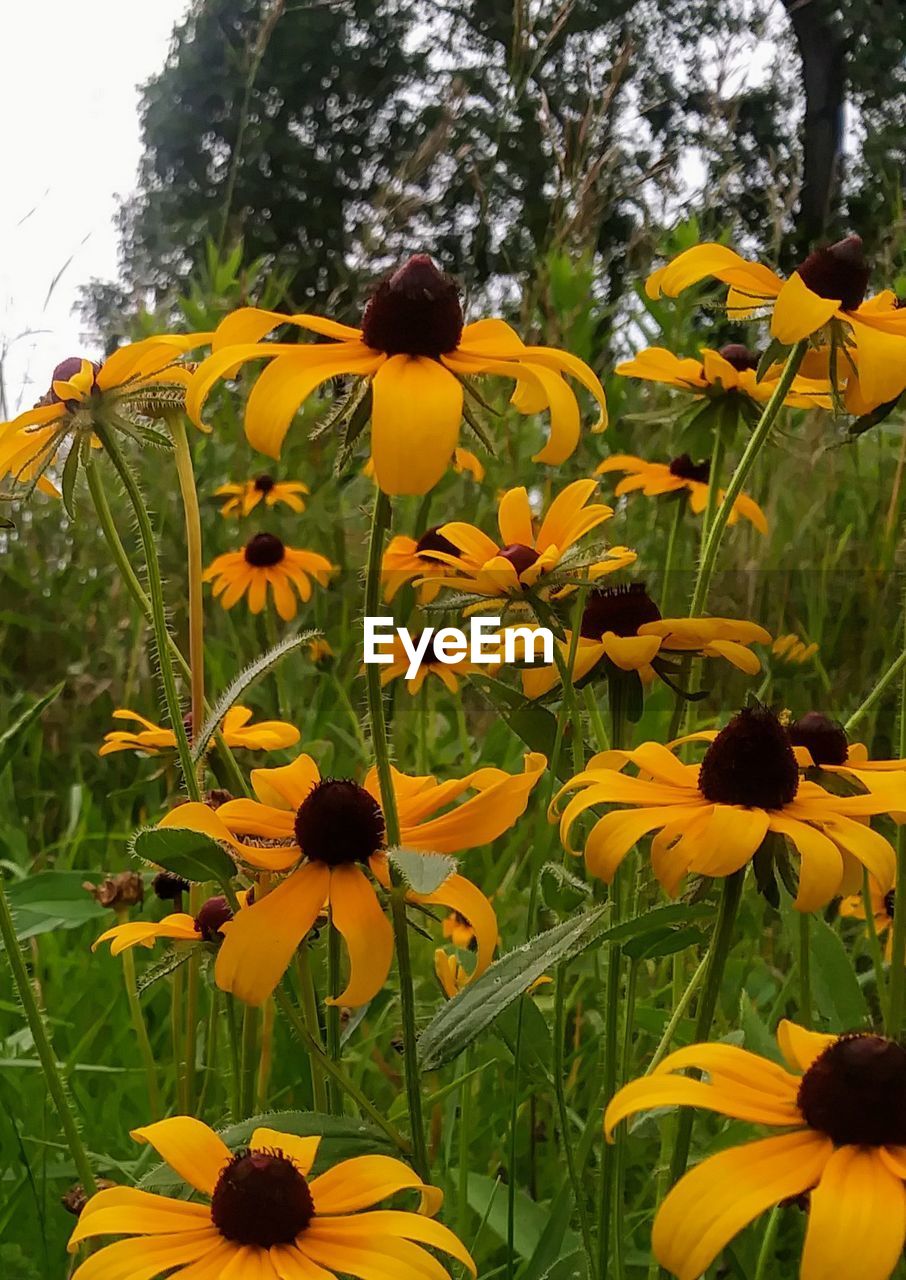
top-left (60, 439), bottom-right (80, 519)
top-left (810, 917), bottom-right (870, 1031)
top-left (194, 631), bottom-right (319, 761)
top-left (0, 683), bottom-right (64, 774)
top-left (518, 1180), bottom-right (586, 1280)
top-left (387, 847), bottom-right (455, 895)
top-left (2, 871), bottom-right (110, 945)
top-left (419, 903), bottom-right (711, 1069)
top-left (756, 338), bottom-right (787, 383)
top-left (470, 674), bottom-right (562, 773)
top-left (131, 827), bottom-right (236, 886)
top-left (464, 1173), bottom-right (576, 1261)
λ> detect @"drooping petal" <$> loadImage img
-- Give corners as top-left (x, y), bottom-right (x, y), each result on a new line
top-left (326, 864), bottom-right (394, 1008)
top-left (70, 1230), bottom-right (221, 1280)
top-left (69, 1187), bottom-right (211, 1248)
top-left (600, 632), bottom-right (662, 671)
top-left (309, 1210), bottom-right (475, 1275)
top-left (131, 1116), bottom-right (232, 1195)
top-left (848, 316), bottom-right (906, 408)
top-left (652, 1042), bottom-right (801, 1097)
top-left (646, 244), bottom-right (782, 301)
top-left (412, 874), bottom-right (497, 982)
top-left (770, 273), bottom-right (841, 344)
top-left (605, 1075), bottom-right (803, 1138)
top-left (688, 805), bottom-right (770, 877)
top-left (371, 356), bottom-right (462, 496)
top-left (308, 1154), bottom-right (442, 1216)
top-left (653, 1132), bottom-right (831, 1280)
top-left (215, 862), bottom-right (330, 1006)
top-left (801, 1145), bottom-right (906, 1280)
top-left (767, 815), bottom-right (844, 911)
top-left (398, 754), bottom-right (546, 853)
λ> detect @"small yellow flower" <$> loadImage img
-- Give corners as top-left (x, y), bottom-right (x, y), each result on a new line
top-left (204, 533), bottom-right (335, 620)
top-left (522, 582), bottom-right (769, 698)
top-left (100, 705), bottom-right (300, 756)
top-left (156, 751), bottom-right (545, 1007)
top-left (431, 479), bottom-right (636, 606)
top-left (68, 1115), bottom-right (473, 1279)
top-left (554, 706), bottom-right (902, 910)
top-left (606, 1019), bottom-right (906, 1280)
top-left (597, 454), bottom-right (767, 533)
top-left (377, 630), bottom-right (496, 694)
top-left (646, 235), bottom-right (906, 409)
top-left (382, 527), bottom-right (465, 603)
top-left (184, 254), bottom-right (607, 495)
top-left (215, 473), bottom-right (309, 517)
top-left (772, 633), bottom-right (819, 665)
top-left (616, 343), bottom-right (831, 410)
top-left (92, 894), bottom-right (238, 955)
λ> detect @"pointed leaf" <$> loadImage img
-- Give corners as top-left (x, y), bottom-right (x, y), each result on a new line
top-left (131, 826), bottom-right (237, 886)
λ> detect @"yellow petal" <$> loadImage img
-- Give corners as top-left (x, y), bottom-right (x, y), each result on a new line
top-left (309, 1154), bottom-right (441, 1216)
top-left (309, 1211), bottom-right (475, 1275)
top-left (412, 873), bottom-right (497, 982)
top-left (647, 244), bottom-right (782, 301)
top-left (371, 356), bottom-right (462, 495)
top-left (776, 1019), bottom-right (838, 1073)
top-left (600, 632), bottom-right (662, 671)
top-left (497, 486), bottom-right (535, 546)
top-left (326, 864), bottom-right (394, 1007)
top-left (249, 1129), bottom-right (320, 1176)
top-left (130, 1117), bottom-right (231, 1195)
top-left (70, 1230), bottom-right (220, 1277)
top-left (770, 273), bottom-right (841, 344)
top-left (801, 1146), bottom-right (906, 1280)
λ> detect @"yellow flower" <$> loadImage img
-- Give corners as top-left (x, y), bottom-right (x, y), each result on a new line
top-left (443, 909), bottom-right (477, 950)
top-left (100, 705), bottom-right (301, 756)
top-left (156, 750), bottom-right (546, 1006)
top-left (606, 1019), bottom-right (906, 1280)
top-left (215, 473), bottom-right (309, 517)
top-left (204, 533), bottom-right (335, 621)
top-left (68, 1115), bottom-right (473, 1279)
top-left (596, 454), bottom-right (768, 533)
top-left (377, 630), bottom-right (496, 694)
top-left (646, 235), bottom-right (906, 408)
top-left (772, 633), bottom-right (819, 665)
top-left (434, 947), bottom-right (472, 999)
top-left (522, 583), bottom-right (769, 698)
top-left (840, 878), bottom-right (895, 960)
top-left (381, 526), bottom-right (467, 603)
top-left (307, 637), bottom-right (335, 665)
top-left (553, 706), bottom-right (901, 910)
top-left (786, 711), bottom-right (906, 816)
top-left (184, 254), bottom-right (607, 495)
top-left (92, 894), bottom-right (238, 955)
top-left (0, 336), bottom-right (208, 494)
top-left (431, 479), bottom-right (636, 605)
top-left (616, 343), bottom-right (831, 410)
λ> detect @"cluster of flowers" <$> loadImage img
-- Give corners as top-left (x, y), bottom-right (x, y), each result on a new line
top-left (4, 235), bottom-right (906, 1280)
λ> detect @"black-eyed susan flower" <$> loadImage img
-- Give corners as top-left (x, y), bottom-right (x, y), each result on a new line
top-left (786, 711), bottom-right (906, 814)
top-left (382, 526), bottom-right (465, 603)
top-left (0, 336), bottom-right (208, 494)
top-left (68, 1115), bottom-right (474, 1279)
top-left (522, 583), bottom-right (769, 698)
top-left (215, 473), bottom-right (309, 517)
top-left (431, 479), bottom-right (636, 607)
top-left (596, 454), bottom-right (768, 533)
top-left (840, 878), bottom-right (895, 960)
top-left (377, 629), bottom-right (496, 694)
top-left (99, 705), bottom-right (300, 756)
top-left (646, 235), bottom-right (906, 408)
top-left (615, 343), bottom-right (831, 411)
top-left (155, 750), bottom-right (545, 1006)
top-left (184, 254), bottom-right (607, 495)
top-left (554, 706), bottom-right (902, 910)
top-left (92, 894), bottom-right (238, 956)
top-left (204, 533), bottom-right (335, 621)
top-left (606, 1019), bottom-right (906, 1280)
top-left (772, 633), bottom-right (819, 665)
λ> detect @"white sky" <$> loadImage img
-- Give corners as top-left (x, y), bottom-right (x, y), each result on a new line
top-left (0, 0), bottom-right (190, 417)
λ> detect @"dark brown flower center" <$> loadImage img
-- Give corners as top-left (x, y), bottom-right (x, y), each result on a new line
top-left (244, 533), bottom-right (286, 567)
top-left (194, 895), bottom-right (233, 942)
top-left (580, 583), bottom-right (662, 640)
top-left (360, 254), bottom-right (463, 357)
top-left (786, 712), bottom-right (849, 766)
top-left (152, 871), bottom-right (190, 902)
top-left (698, 707), bottom-right (800, 809)
top-left (254, 474), bottom-right (276, 493)
top-left (211, 1149), bottom-right (314, 1246)
top-left (294, 780), bottom-right (385, 867)
top-left (415, 526), bottom-right (460, 562)
top-left (796, 234), bottom-right (869, 312)
top-left (49, 356), bottom-right (101, 408)
top-left (668, 454), bottom-right (711, 484)
top-left (498, 543), bottom-right (539, 578)
top-left (717, 343), bottom-right (759, 372)
top-left (798, 1034), bottom-right (906, 1145)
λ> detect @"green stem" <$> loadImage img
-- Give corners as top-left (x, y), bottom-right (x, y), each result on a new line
top-left (553, 965), bottom-right (595, 1271)
top-left (94, 423), bottom-right (200, 801)
top-left (668, 870), bottom-right (744, 1185)
top-left (687, 342), bottom-right (807, 620)
top-left (226, 996), bottom-right (242, 1123)
top-left (753, 1206), bottom-right (782, 1280)
top-left (612, 958), bottom-right (640, 1280)
top-left (120, 939), bottom-right (162, 1119)
top-left (363, 491), bottom-right (429, 1179)
top-left (862, 868), bottom-right (889, 1026)
top-left (701, 410), bottom-right (728, 542)
top-left (845, 648), bottom-right (906, 736)
top-left (169, 415), bottom-right (205, 757)
top-left (0, 879), bottom-right (96, 1195)
top-left (798, 911), bottom-right (812, 1031)
top-left (240, 1005), bottom-right (260, 1117)
top-left (326, 916), bottom-right (342, 1115)
top-left (645, 953), bottom-right (708, 1075)
top-left (458, 1044), bottom-right (473, 1239)
top-left (886, 595), bottom-right (906, 1037)
top-left (275, 988), bottom-right (411, 1154)
top-left (660, 497), bottom-right (685, 616)
top-left (296, 948), bottom-right (329, 1113)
